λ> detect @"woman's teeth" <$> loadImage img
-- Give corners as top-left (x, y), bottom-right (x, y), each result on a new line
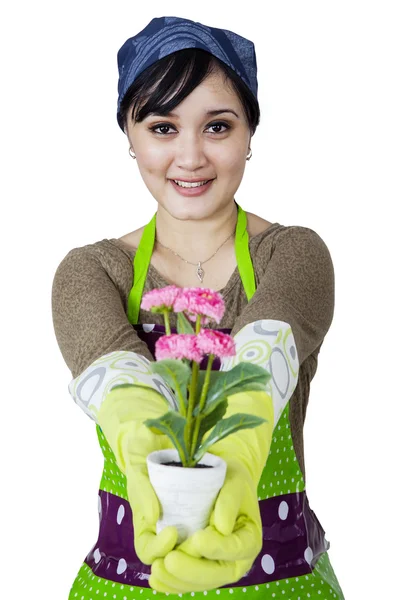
top-left (173, 180), bottom-right (211, 188)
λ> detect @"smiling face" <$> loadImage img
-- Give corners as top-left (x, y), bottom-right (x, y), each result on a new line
top-left (124, 69), bottom-right (252, 222)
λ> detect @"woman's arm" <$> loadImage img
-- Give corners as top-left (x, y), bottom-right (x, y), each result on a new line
top-left (222, 225), bottom-right (335, 424)
top-left (51, 243), bottom-right (176, 421)
top-left (230, 225), bottom-right (335, 366)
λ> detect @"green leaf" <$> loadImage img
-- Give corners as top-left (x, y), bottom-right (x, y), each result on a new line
top-left (144, 411), bottom-right (190, 465)
top-left (193, 413), bottom-right (268, 463)
top-left (191, 398), bottom-right (228, 457)
top-left (204, 362), bottom-right (272, 411)
top-left (150, 360), bottom-right (191, 409)
top-left (177, 311), bottom-right (195, 334)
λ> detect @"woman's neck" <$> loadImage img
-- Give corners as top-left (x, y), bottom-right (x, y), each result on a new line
top-left (154, 201), bottom-right (239, 263)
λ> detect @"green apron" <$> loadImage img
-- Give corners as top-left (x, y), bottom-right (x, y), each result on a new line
top-left (69, 203), bottom-right (345, 599)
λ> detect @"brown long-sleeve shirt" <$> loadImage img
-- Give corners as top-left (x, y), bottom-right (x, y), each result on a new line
top-left (51, 222), bottom-right (335, 480)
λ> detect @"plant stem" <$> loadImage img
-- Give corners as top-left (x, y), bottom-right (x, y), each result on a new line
top-left (190, 352), bottom-right (214, 458)
top-left (162, 308), bottom-right (171, 335)
top-left (185, 360), bottom-right (199, 452)
top-left (184, 314), bottom-right (202, 456)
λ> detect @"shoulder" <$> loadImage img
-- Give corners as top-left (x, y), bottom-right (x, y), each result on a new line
top-left (250, 222), bottom-right (335, 301)
top-left (272, 224), bottom-right (334, 270)
top-left (55, 238), bottom-right (133, 265)
top-left (52, 238), bottom-right (133, 294)
top-left (253, 221), bottom-right (333, 261)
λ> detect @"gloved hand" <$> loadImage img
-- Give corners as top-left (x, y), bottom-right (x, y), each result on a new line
top-left (149, 390), bottom-right (274, 592)
top-left (97, 384), bottom-right (179, 565)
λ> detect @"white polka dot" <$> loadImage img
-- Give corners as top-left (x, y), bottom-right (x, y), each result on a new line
top-left (261, 554), bottom-right (275, 574)
top-left (304, 546), bottom-right (314, 565)
top-left (117, 504), bottom-right (125, 524)
top-left (117, 558), bottom-right (127, 574)
top-left (94, 548), bottom-right (101, 564)
top-left (278, 501), bottom-right (289, 520)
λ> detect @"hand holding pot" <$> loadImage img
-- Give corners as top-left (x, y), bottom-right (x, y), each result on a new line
top-left (149, 462), bottom-right (261, 593)
top-left (97, 384), bottom-right (179, 564)
top-left (148, 390), bottom-right (274, 592)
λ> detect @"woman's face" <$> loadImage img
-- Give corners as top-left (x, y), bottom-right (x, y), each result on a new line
top-left (125, 69), bottom-right (252, 221)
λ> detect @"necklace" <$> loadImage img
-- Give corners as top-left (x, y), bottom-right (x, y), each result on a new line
top-left (155, 230), bottom-right (235, 283)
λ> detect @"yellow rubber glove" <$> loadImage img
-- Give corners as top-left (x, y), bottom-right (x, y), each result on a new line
top-left (149, 390), bottom-right (274, 593)
top-left (97, 384), bottom-right (179, 565)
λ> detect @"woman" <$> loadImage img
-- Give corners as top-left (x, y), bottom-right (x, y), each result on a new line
top-left (52, 16), bottom-right (345, 599)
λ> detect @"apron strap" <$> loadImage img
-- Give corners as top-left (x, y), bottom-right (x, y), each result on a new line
top-left (127, 213), bottom-right (156, 324)
top-left (235, 203), bottom-right (256, 302)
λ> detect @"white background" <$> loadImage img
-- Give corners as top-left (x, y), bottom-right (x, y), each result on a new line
top-left (1, 1), bottom-right (399, 598)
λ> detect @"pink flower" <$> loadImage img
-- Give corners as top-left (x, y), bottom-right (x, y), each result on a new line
top-left (155, 334), bottom-right (204, 363)
top-left (173, 288), bottom-right (225, 325)
top-left (141, 286), bottom-right (181, 313)
top-left (196, 329), bottom-right (236, 359)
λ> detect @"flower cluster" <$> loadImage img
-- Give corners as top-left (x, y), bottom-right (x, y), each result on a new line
top-left (141, 285), bottom-right (236, 361)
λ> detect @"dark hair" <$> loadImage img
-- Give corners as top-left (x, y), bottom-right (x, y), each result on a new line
top-left (119, 48), bottom-right (260, 136)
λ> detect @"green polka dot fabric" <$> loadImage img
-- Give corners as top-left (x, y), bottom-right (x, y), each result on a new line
top-left (69, 551), bottom-right (344, 599)
top-left (96, 426), bottom-right (128, 501)
top-left (256, 404), bottom-right (304, 499)
top-left (68, 405), bottom-right (345, 599)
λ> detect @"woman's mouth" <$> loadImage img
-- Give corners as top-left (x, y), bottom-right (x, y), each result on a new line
top-left (170, 179), bottom-right (215, 196)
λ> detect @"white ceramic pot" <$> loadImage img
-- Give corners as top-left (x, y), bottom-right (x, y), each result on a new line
top-left (146, 448), bottom-right (227, 544)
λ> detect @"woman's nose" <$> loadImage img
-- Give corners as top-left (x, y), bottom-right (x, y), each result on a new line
top-left (175, 134), bottom-right (207, 166)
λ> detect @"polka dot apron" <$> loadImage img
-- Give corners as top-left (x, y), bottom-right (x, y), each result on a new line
top-left (69, 204), bottom-right (345, 600)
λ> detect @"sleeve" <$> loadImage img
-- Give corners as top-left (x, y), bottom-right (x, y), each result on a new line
top-left (51, 245), bottom-right (177, 422)
top-left (220, 226), bottom-right (335, 426)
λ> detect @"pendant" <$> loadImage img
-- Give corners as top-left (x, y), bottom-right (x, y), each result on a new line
top-left (196, 262), bottom-right (204, 282)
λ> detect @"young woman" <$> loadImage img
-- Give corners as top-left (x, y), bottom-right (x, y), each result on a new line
top-left (52, 16), bottom-right (345, 600)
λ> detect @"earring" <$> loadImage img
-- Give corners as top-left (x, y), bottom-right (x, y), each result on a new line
top-left (246, 148), bottom-right (252, 161)
top-left (129, 147), bottom-right (136, 159)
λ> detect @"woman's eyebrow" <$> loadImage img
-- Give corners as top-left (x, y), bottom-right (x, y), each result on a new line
top-left (149, 109), bottom-right (240, 118)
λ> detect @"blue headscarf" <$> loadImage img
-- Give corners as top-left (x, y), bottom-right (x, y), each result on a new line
top-left (116, 16), bottom-right (258, 132)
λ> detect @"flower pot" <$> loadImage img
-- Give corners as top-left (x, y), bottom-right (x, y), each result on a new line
top-left (146, 448), bottom-right (227, 544)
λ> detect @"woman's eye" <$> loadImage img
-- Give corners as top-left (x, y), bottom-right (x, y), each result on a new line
top-left (149, 121), bottom-right (230, 135)
top-left (207, 122), bottom-right (230, 134)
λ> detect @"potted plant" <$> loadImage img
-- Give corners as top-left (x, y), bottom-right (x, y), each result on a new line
top-left (131, 285), bottom-right (271, 544)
